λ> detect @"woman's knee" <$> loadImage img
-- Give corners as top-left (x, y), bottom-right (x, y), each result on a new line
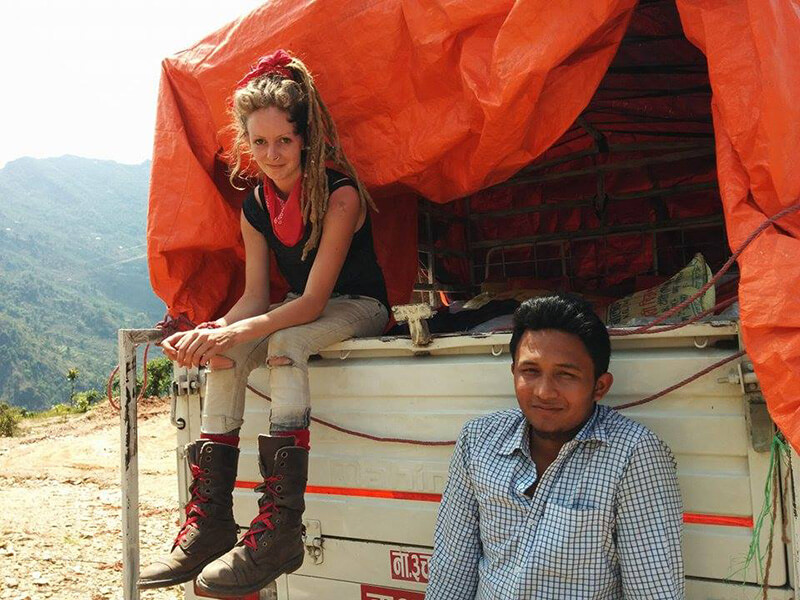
top-left (267, 330), bottom-right (309, 366)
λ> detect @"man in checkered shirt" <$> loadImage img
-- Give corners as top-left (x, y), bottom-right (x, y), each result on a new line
top-left (427, 294), bottom-right (684, 599)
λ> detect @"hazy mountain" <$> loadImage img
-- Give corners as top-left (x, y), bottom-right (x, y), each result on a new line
top-left (0, 156), bottom-right (165, 410)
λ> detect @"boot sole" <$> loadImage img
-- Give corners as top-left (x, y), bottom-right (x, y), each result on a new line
top-left (136, 548), bottom-right (234, 590)
top-left (194, 552), bottom-right (305, 597)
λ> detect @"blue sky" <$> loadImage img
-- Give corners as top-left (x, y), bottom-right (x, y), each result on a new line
top-left (0, 0), bottom-right (265, 168)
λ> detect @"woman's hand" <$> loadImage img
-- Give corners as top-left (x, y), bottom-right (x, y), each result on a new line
top-left (160, 326), bottom-right (240, 368)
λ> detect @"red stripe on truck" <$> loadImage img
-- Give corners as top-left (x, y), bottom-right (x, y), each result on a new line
top-left (235, 481), bottom-right (754, 527)
top-left (683, 512), bottom-right (753, 528)
top-left (236, 481), bottom-right (442, 502)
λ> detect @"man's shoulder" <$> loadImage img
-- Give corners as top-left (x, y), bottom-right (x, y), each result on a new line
top-left (597, 405), bottom-right (673, 458)
top-left (458, 409), bottom-right (524, 455)
top-left (463, 408), bottom-right (524, 435)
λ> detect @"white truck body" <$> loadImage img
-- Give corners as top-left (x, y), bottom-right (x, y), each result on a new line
top-left (167, 321), bottom-right (800, 600)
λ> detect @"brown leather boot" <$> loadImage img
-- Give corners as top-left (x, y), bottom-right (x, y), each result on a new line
top-left (195, 435), bottom-right (308, 597)
top-left (137, 440), bottom-right (239, 589)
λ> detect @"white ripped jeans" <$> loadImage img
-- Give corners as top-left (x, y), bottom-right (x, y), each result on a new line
top-left (201, 295), bottom-right (389, 434)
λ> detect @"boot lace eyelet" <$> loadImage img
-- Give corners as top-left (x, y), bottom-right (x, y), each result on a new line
top-left (279, 451), bottom-right (288, 459)
top-left (279, 462), bottom-right (286, 467)
top-left (276, 485), bottom-right (283, 492)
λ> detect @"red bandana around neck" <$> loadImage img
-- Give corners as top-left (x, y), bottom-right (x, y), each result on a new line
top-left (264, 177), bottom-right (304, 247)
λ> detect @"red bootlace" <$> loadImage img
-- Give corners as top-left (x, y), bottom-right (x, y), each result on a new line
top-left (173, 463), bottom-right (209, 548)
top-left (242, 475), bottom-right (282, 550)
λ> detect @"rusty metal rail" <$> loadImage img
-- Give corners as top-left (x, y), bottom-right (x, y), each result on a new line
top-left (118, 329), bottom-right (163, 600)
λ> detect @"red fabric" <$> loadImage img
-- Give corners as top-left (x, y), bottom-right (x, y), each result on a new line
top-left (264, 177), bottom-right (305, 247)
top-left (148, 1), bottom-right (800, 450)
top-left (235, 50), bottom-right (293, 89)
top-left (200, 433), bottom-right (240, 447)
top-left (272, 428), bottom-right (310, 451)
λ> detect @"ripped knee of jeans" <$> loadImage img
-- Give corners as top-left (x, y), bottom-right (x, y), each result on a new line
top-left (267, 355), bottom-right (294, 367)
top-left (208, 355), bottom-right (235, 370)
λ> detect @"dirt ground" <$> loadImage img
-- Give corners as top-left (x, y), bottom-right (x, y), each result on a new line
top-left (0, 397), bottom-right (186, 600)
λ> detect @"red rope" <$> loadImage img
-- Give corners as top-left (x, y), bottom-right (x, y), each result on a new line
top-left (107, 365), bottom-right (120, 411)
top-left (614, 350), bottom-right (745, 410)
top-left (107, 312), bottom-right (196, 412)
top-left (107, 343), bottom-right (151, 411)
top-left (608, 296), bottom-right (737, 337)
top-left (245, 384), bottom-right (457, 446)
top-left (246, 350), bottom-right (744, 445)
top-left (108, 204), bottom-right (796, 434)
top-left (607, 202), bottom-right (800, 336)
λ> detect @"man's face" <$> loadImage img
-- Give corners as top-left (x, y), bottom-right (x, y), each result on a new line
top-left (512, 329), bottom-right (613, 439)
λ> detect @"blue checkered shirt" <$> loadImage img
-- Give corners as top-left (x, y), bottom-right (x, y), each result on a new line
top-left (426, 404), bottom-right (684, 599)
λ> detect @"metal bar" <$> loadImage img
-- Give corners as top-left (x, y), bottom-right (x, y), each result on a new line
top-left (613, 181), bottom-right (718, 202)
top-left (469, 201), bottom-right (591, 221)
top-left (471, 215), bottom-right (724, 249)
top-left (468, 182), bottom-right (718, 222)
top-left (581, 116), bottom-right (713, 126)
top-left (620, 34), bottom-right (687, 44)
top-left (494, 147), bottom-right (715, 188)
top-left (120, 328), bottom-right (166, 600)
top-left (423, 203), bottom-right (469, 223)
top-left (518, 140), bottom-right (714, 176)
top-left (587, 129), bottom-right (715, 138)
top-left (576, 116), bottom-right (608, 151)
top-left (465, 197), bottom-right (476, 292)
top-left (413, 282), bottom-right (467, 292)
top-left (424, 202), bottom-right (435, 306)
top-left (606, 64), bottom-right (708, 75)
top-left (417, 243), bottom-right (469, 259)
top-left (593, 85), bottom-right (710, 97)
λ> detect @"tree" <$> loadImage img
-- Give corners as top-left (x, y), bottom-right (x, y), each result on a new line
top-left (66, 367), bottom-right (79, 402)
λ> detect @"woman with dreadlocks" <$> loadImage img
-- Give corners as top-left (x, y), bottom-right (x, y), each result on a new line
top-left (139, 50), bottom-right (389, 596)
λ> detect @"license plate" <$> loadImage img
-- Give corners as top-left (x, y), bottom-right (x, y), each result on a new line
top-left (389, 550), bottom-right (431, 583)
top-left (361, 584), bottom-right (425, 600)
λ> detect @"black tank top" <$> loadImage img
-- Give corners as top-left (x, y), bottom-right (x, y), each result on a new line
top-left (242, 169), bottom-right (389, 310)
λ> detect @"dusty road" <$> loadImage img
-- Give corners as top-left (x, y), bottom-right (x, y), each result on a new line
top-left (0, 398), bottom-right (186, 600)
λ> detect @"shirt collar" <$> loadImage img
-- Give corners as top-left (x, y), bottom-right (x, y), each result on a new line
top-left (498, 404), bottom-right (608, 457)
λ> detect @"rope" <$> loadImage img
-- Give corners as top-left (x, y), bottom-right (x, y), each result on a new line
top-left (608, 201), bottom-right (800, 336)
top-left (608, 296), bottom-right (736, 337)
top-left (107, 343), bottom-right (151, 411)
top-left (613, 350), bottom-right (744, 410)
top-left (729, 434), bottom-right (789, 588)
top-left (245, 384), bottom-right (457, 446)
top-left (106, 203), bottom-right (798, 435)
top-left (244, 349), bottom-right (742, 444)
top-left (107, 312), bottom-right (196, 411)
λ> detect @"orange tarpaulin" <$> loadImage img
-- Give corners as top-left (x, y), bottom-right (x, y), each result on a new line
top-left (147, 1), bottom-right (800, 449)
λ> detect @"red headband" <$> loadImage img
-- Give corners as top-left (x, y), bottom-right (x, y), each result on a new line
top-left (235, 50), bottom-right (293, 90)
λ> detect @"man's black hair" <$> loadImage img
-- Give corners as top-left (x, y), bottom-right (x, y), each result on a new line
top-left (509, 294), bottom-right (610, 378)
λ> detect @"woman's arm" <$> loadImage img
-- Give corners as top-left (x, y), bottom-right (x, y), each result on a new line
top-left (161, 209), bottom-right (271, 364)
top-left (163, 186), bottom-right (361, 366)
top-left (216, 211), bottom-right (272, 326)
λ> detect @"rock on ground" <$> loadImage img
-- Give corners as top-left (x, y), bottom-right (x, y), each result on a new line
top-left (0, 398), bottom-right (185, 600)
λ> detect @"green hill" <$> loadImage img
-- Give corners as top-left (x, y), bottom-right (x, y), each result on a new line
top-left (0, 156), bottom-right (165, 410)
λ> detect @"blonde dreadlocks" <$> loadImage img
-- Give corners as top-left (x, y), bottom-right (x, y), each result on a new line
top-left (227, 51), bottom-right (376, 260)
